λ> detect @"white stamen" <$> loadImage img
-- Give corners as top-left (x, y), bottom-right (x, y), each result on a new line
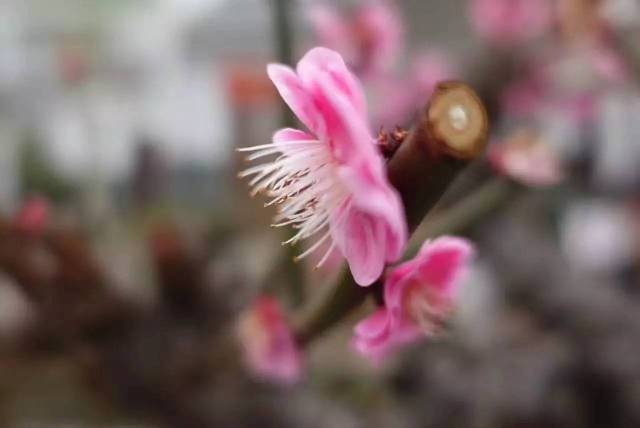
top-left (293, 230), bottom-right (332, 262)
top-left (314, 241), bottom-right (337, 269)
top-left (239, 138), bottom-right (350, 262)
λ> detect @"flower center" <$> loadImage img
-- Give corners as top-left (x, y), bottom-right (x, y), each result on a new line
top-left (403, 281), bottom-right (451, 336)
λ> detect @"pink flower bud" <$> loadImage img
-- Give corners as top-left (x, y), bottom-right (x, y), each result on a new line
top-left (237, 297), bottom-right (302, 384)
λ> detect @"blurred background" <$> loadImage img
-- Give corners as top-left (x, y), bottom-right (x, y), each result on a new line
top-left (0, 0), bottom-right (640, 426)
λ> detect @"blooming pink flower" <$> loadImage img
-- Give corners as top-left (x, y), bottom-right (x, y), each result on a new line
top-left (237, 297), bottom-right (302, 384)
top-left (14, 196), bottom-right (49, 236)
top-left (489, 129), bottom-right (564, 187)
top-left (308, 1), bottom-right (404, 77)
top-left (239, 48), bottom-right (407, 286)
top-left (353, 237), bottom-right (473, 364)
top-left (468, 0), bottom-right (552, 46)
top-left (501, 39), bottom-right (629, 125)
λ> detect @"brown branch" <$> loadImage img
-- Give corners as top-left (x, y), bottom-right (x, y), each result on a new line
top-left (294, 81), bottom-right (489, 345)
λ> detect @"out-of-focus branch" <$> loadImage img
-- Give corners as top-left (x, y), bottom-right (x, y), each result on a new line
top-left (270, 0), bottom-right (295, 128)
top-left (408, 177), bottom-right (518, 256)
top-left (294, 82), bottom-right (489, 344)
top-left (269, 0), bottom-right (306, 306)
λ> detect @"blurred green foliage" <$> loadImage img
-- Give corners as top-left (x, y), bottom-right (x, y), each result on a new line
top-left (19, 137), bottom-right (77, 203)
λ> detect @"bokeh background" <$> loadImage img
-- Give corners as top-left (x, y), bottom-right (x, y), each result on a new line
top-left (0, 0), bottom-right (640, 426)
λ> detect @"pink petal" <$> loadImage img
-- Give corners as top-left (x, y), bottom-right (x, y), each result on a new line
top-left (415, 237), bottom-right (474, 295)
top-left (313, 75), bottom-right (372, 165)
top-left (267, 64), bottom-right (321, 135)
top-left (296, 47), bottom-right (368, 126)
top-left (337, 163), bottom-right (407, 261)
top-left (383, 258), bottom-right (421, 313)
top-left (352, 308), bottom-right (420, 364)
top-left (273, 128), bottom-right (316, 144)
top-left (272, 128), bottom-right (317, 155)
top-left (352, 308), bottom-right (394, 364)
top-left (333, 206), bottom-right (387, 286)
top-left (354, 307), bottom-right (390, 339)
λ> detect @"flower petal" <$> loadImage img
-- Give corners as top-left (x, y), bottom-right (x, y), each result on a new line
top-left (333, 205), bottom-right (387, 286)
top-left (383, 257), bottom-right (421, 314)
top-left (297, 47), bottom-right (368, 121)
top-left (338, 163), bottom-right (407, 262)
top-left (415, 237), bottom-right (474, 295)
top-left (272, 128), bottom-right (317, 155)
top-left (354, 307), bottom-right (390, 339)
top-left (267, 64), bottom-right (321, 135)
top-left (352, 308), bottom-right (394, 364)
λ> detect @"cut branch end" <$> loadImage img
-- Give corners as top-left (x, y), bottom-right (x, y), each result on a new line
top-left (425, 81), bottom-right (488, 160)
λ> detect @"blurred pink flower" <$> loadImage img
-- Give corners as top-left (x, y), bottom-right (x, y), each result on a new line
top-left (589, 41), bottom-right (629, 83)
top-left (237, 297), bottom-right (302, 384)
top-left (308, 1), bottom-right (404, 77)
top-left (489, 130), bottom-right (564, 187)
top-left (369, 76), bottom-right (417, 129)
top-left (468, 0), bottom-right (552, 46)
top-left (371, 51), bottom-right (457, 129)
top-left (412, 51), bottom-right (458, 100)
top-left (307, 3), bottom-right (354, 63)
top-left (502, 40), bottom-right (629, 125)
top-left (353, 237), bottom-right (474, 364)
top-left (14, 196), bottom-right (49, 236)
top-left (239, 48), bottom-right (407, 286)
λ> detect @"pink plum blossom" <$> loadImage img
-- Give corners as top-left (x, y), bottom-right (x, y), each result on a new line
top-left (239, 47), bottom-right (407, 286)
top-left (501, 40), bottom-right (629, 125)
top-left (489, 129), bottom-right (564, 187)
top-left (468, 0), bottom-right (552, 46)
top-left (14, 196), bottom-right (49, 236)
top-left (237, 297), bottom-right (302, 384)
top-left (353, 237), bottom-right (474, 364)
top-left (308, 1), bottom-right (404, 77)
